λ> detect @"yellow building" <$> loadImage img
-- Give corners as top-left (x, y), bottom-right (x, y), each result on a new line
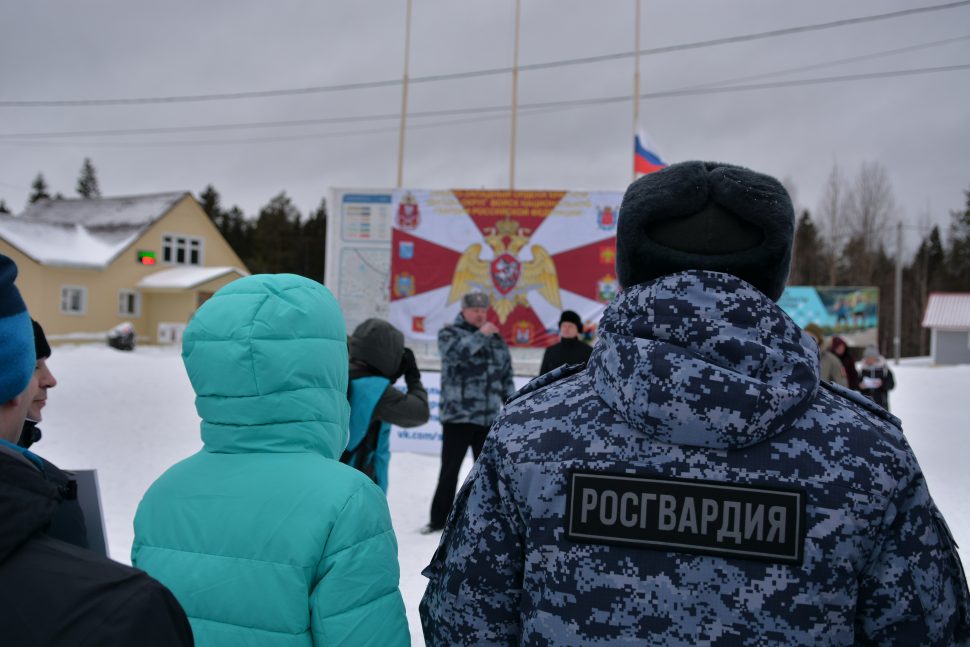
top-left (0, 191), bottom-right (249, 345)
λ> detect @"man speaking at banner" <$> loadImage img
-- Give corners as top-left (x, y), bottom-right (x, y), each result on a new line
top-left (419, 162), bottom-right (969, 645)
top-left (422, 291), bottom-right (514, 535)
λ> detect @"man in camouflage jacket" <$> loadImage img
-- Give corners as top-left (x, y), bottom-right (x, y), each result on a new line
top-left (420, 162), bottom-right (970, 645)
top-left (423, 292), bottom-right (515, 533)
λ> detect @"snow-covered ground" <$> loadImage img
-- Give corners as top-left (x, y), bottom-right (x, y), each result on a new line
top-left (33, 344), bottom-right (970, 646)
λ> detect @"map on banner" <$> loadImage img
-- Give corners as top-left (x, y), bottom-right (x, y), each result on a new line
top-left (389, 189), bottom-right (624, 347)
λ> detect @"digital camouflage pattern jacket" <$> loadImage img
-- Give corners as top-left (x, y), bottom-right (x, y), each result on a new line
top-left (421, 270), bottom-right (970, 646)
top-left (437, 314), bottom-right (515, 427)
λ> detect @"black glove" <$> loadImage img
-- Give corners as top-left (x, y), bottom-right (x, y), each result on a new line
top-left (399, 347), bottom-right (421, 386)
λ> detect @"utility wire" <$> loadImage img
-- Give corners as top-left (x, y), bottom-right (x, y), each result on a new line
top-left (1, 63), bottom-right (966, 142)
top-left (0, 109), bottom-right (561, 148)
top-left (0, 0), bottom-right (967, 108)
top-left (667, 33), bottom-right (970, 92)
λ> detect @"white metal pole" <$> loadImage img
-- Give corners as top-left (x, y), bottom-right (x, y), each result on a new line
top-left (633, 0), bottom-right (641, 183)
top-left (509, 0), bottom-right (521, 192)
top-left (894, 220), bottom-right (903, 364)
top-left (396, 0), bottom-right (413, 188)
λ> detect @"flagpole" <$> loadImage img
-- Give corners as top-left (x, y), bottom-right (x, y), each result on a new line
top-left (509, 0), bottom-right (521, 192)
top-left (632, 0), bottom-right (641, 184)
top-left (396, 0), bottom-right (413, 188)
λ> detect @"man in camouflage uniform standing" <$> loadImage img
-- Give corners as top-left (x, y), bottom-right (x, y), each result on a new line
top-left (420, 161), bottom-right (970, 645)
top-left (422, 291), bottom-right (515, 534)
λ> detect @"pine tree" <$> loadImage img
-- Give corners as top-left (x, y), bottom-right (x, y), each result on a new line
top-left (905, 225), bottom-right (947, 355)
top-left (790, 210), bottom-right (828, 286)
top-left (222, 205), bottom-right (255, 269)
top-left (76, 158), bottom-right (101, 198)
top-left (28, 174), bottom-right (51, 204)
top-left (252, 192), bottom-right (301, 274)
top-left (298, 198), bottom-right (327, 281)
top-left (198, 185), bottom-right (222, 226)
top-left (946, 187), bottom-right (970, 289)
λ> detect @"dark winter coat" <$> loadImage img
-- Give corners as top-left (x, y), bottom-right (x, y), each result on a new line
top-left (344, 318), bottom-right (430, 492)
top-left (437, 314), bottom-right (515, 426)
top-left (538, 337), bottom-right (593, 376)
top-left (420, 271), bottom-right (970, 646)
top-left (38, 455), bottom-right (89, 549)
top-left (830, 336), bottom-right (860, 391)
top-left (0, 443), bottom-right (193, 647)
top-left (346, 364), bottom-right (429, 492)
top-left (18, 420), bottom-right (88, 548)
top-left (859, 358), bottom-right (895, 410)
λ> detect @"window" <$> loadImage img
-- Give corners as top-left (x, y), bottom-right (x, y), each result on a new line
top-left (162, 234), bottom-right (203, 266)
top-left (118, 289), bottom-right (141, 317)
top-left (60, 286), bottom-right (87, 315)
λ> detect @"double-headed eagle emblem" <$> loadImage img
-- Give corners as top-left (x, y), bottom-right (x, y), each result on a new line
top-left (448, 219), bottom-right (561, 323)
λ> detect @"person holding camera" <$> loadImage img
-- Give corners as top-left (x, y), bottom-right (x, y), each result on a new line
top-left (343, 318), bottom-right (430, 492)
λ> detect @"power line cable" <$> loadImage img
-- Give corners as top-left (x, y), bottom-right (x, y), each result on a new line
top-left (0, 109), bottom-right (560, 148)
top-left (1, 63), bottom-right (966, 141)
top-left (667, 33), bottom-right (970, 92)
top-left (0, 0), bottom-right (967, 108)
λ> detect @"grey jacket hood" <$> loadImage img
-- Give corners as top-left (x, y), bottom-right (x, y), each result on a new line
top-left (350, 318), bottom-right (404, 378)
top-left (588, 270), bottom-right (819, 449)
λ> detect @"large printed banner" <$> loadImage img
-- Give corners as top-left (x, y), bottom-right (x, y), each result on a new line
top-left (389, 189), bottom-right (624, 347)
top-left (778, 286), bottom-right (879, 347)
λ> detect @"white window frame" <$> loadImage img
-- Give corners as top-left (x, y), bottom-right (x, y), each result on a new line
top-left (162, 233), bottom-right (204, 266)
top-left (60, 285), bottom-right (87, 315)
top-left (118, 289), bottom-right (141, 317)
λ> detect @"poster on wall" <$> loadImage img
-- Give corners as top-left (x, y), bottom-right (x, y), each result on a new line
top-left (388, 189), bottom-right (624, 348)
top-left (778, 285), bottom-right (879, 348)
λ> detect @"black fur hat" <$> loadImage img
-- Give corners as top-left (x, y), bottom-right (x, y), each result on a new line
top-left (615, 161), bottom-right (794, 301)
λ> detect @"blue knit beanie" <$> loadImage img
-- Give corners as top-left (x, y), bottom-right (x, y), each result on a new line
top-left (0, 254), bottom-right (34, 403)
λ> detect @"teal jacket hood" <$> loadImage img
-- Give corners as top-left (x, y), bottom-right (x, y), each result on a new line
top-left (181, 274), bottom-right (350, 458)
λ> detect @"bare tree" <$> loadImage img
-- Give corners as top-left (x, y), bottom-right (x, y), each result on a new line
top-left (846, 161), bottom-right (896, 284)
top-left (817, 163), bottom-right (848, 285)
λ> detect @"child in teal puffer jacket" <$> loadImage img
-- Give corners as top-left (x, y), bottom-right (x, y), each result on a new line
top-left (132, 274), bottom-right (409, 646)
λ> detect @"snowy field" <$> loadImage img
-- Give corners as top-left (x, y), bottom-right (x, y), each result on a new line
top-left (32, 344), bottom-right (970, 646)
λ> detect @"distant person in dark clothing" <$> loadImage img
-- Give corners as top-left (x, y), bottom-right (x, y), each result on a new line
top-left (803, 323), bottom-right (847, 387)
top-left (830, 335), bottom-right (860, 391)
top-left (0, 253), bottom-right (194, 647)
top-left (343, 318), bottom-right (430, 492)
top-left (539, 310), bottom-right (592, 375)
top-left (859, 344), bottom-right (895, 411)
top-left (422, 291), bottom-right (514, 534)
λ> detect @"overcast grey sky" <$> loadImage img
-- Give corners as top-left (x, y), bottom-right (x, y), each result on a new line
top-left (1, 0), bottom-right (968, 253)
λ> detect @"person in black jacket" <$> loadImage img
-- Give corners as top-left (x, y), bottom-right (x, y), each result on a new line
top-left (539, 310), bottom-right (592, 375)
top-left (0, 253), bottom-right (194, 646)
top-left (859, 344), bottom-right (896, 411)
top-left (342, 318), bottom-right (430, 492)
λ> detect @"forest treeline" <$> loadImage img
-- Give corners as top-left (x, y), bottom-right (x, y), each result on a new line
top-left (7, 159), bottom-right (969, 358)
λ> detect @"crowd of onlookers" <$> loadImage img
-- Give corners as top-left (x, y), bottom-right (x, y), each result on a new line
top-left (804, 323), bottom-right (896, 410)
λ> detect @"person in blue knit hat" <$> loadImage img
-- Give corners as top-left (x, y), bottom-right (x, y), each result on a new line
top-left (0, 252), bottom-right (194, 645)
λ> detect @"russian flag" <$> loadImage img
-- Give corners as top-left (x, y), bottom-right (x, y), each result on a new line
top-left (634, 130), bottom-right (667, 176)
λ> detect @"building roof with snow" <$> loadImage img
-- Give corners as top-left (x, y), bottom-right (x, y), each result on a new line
top-left (137, 266), bottom-right (249, 290)
top-left (0, 192), bottom-right (188, 269)
top-left (922, 293), bottom-right (970, 331)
